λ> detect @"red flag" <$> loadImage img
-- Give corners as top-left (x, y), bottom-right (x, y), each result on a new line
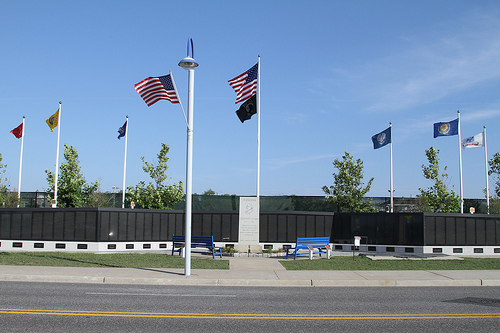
top-left (10, 123), bottom-right (23, 139)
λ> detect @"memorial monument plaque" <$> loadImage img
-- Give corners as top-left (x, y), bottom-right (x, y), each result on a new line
top-left (236, 197), bottom-right (261, 252)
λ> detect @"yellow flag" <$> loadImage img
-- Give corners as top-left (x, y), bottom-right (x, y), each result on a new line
top-left (46, 109), bottom-right (60, 132)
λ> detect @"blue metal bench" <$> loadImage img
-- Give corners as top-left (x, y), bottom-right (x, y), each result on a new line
top-left (285, 236), bottom-right (331, 260)
top-left (171, 235), bottom-right (223, 259)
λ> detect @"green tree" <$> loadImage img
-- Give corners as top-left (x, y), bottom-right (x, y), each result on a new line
top-left (0, 153), bottom-right (19, 207)
top-left (45, 145), bottom-right (100, 207)
top-left (487, 152), bottom-right (500, 213)
top-left (127, 143), bottom-right (184, 209)
top-left (202, 188), bottom-right (216, 195)
top-left (86, 190), bottom-right (114, 208)
top-left (488, 152), bottom-right (500, 197)
top-left (0, 153), bottom-right (8, 195)
top-left (322, 151), bottom-right (376, 212)
top-left (417, 147), bottom-right (460, 213)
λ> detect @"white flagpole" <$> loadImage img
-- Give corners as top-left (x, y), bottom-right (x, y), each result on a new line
top-left (121, 116), bottom-right (128, 209)
top-left (257, 55), bottom-right (261, 199)
top-left (169, 70), bottom-right (187, 128)
top-left (53, 102), bottom-right (62, 208)
top-left (457, 110), bottom-right (463, 214)
top-left (389, 122), bottom-right (393, 213)
top-left (484, 126), bottom-right (490, 214)
top-left (16, 116), bottom-right (25, 208)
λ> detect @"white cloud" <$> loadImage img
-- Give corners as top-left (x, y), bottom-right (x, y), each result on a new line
top-left (461, 108), bottom-right (500, 122)
top-left (325, 11), bottom-right (500, 114)
top-left (266, 153), bottom-right (336, 170)
top-left (367, 41), bottom-right (500, 112)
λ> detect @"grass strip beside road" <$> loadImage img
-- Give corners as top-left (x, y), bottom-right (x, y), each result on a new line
top-left (279, 256), bottom-right (500, 270)
top-left (1, 252), bottom-right (500, 270)
top-left (0, 252), bottom-right (229, 270)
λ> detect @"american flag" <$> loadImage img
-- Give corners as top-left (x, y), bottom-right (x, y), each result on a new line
top-left (228, 63), bottom-right (258, 104)
top-left (134, 74), bottom-right (179, 106)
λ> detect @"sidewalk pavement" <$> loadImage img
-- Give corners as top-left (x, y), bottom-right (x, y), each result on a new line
top-left (1, 256), bottom-right (499, 287)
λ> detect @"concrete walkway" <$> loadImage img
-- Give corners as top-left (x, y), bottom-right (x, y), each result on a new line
top-left (1, 255), bottom-right (500, 287)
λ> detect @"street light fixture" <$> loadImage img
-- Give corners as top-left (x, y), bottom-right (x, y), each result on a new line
top-left (178, 56), bottom-right (199, 70)
top-left (179, 39), bottom-right (198, 277)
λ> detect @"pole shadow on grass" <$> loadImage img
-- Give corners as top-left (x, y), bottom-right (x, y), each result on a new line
top-left (133, 267), bottom-right (185, 276)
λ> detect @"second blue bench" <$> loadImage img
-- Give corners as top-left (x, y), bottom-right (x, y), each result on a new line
top-left (285, 236), bottom-right (331, 260)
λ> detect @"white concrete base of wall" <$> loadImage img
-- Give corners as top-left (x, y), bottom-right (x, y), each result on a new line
top-left (1, 240), bottom-right (499, 256)
top-left (0, 240), bottom-right (172, 253)
top-left (254, 243), bottom-right (500, 257)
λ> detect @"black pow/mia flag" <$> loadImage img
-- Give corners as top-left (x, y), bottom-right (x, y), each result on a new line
top-left (235, 94), bottom-right (257, 123)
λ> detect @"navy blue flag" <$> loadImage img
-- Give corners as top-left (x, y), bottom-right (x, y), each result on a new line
top-left (118, 120), bottom-right (127, 139)
top-left (434, 118), bottom-right (458, 138)
top-left (372, 127), bottom-right (391, 149)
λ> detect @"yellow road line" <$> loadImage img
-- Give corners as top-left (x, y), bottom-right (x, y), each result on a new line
top-left (1, 309), bottom-right (499, 320)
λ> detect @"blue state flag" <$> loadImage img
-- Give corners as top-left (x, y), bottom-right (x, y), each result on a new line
top-left (118, 120), bottom-right (127, 140)
top-left (433, 118), bottom-right (458, 138)
top-left (372, 127), bottom-right (391, 149)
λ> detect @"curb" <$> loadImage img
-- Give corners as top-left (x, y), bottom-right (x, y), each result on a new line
top-left (311, 279), bottom-right (484, 287)
top-left (2, 274), bottom-right (500, 287)
top-left (481, 280), bottom-right (500, 286)
top-left (0, 274), bottom-right (105, 284)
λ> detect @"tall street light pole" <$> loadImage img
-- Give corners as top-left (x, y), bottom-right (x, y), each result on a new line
top-left (178, 39), bottom-right (198, 277)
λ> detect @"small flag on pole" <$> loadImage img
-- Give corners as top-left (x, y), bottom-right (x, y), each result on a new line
top-left (134, 74), bottom-right (180, 106)
top-left (118, 120), bottom-right (127, 140)
top-left (228, 63), bottom-right (258, 104)
top-left (372, 127), bottom-right (391, 149)
top-left (235, 95), bottom-right (257, 123)
top-left (462, 132), bottom-right (484, 149)
top-left (433, 118), bottom-right (458, 138)
top-left (10, 122), bottom-right (23, 138)
top-left (46, 108), bottom-right (60, 132)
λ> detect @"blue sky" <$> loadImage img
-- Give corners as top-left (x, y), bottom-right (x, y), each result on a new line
top-left (1, 0), bottom-right (500, 199)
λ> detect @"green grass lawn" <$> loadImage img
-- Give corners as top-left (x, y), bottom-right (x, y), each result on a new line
top-left (2, 252), bottom-right (500, 271)
top-left (0, 252), bottom-right (229, 270)
top-left (279, 256), bottom-right (500, 270)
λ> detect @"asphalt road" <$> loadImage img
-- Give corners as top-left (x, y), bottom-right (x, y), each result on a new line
top-left (0, 282), bottom-right (499, 332)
